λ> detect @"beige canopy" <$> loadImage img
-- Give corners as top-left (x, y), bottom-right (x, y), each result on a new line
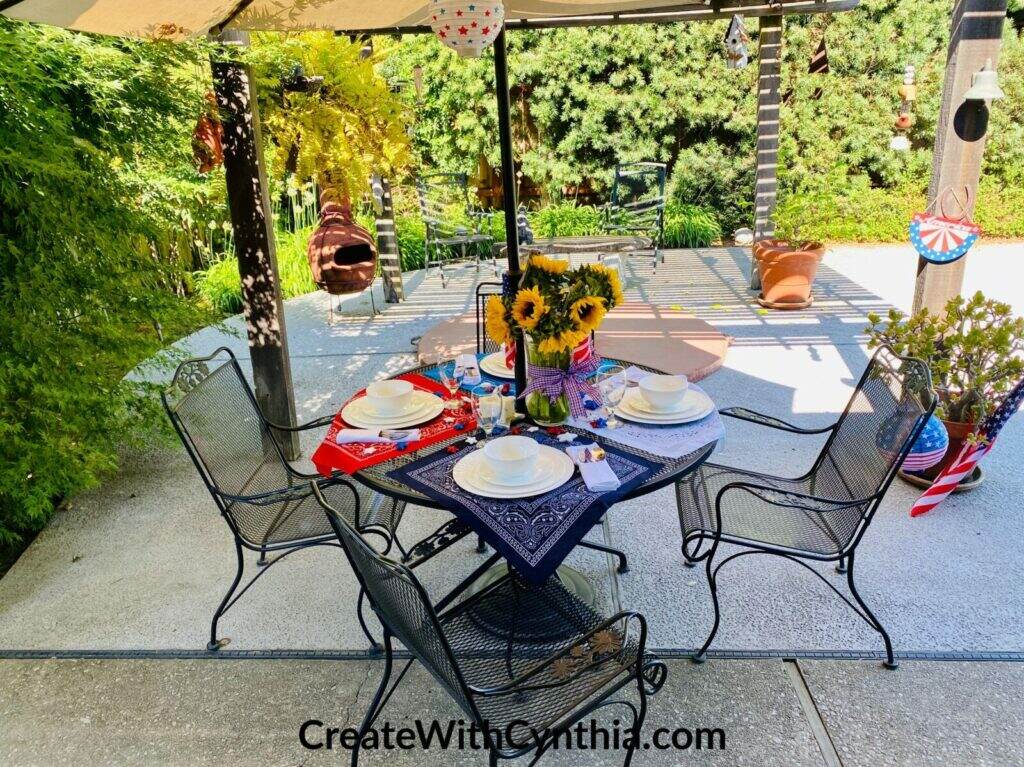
top-left (1, 0), bottom-right (857, 39)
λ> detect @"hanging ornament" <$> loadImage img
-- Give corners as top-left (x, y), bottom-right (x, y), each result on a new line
top-left (909, 186), bottom-right (981, 265)
top-left (889, 64), bottom-right (917, 152)
top-left (191, 91), bottom-right (222, 174)
top-left (723, 14), bottom-right (750, 69)
top-left (428, 0), bottom-right (504, 58)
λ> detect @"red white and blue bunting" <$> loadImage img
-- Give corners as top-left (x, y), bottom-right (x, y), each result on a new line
top-left (909, 213), bottom-right (980, 265)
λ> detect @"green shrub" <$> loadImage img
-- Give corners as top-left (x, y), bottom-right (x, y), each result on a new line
top-left (663, 203), bottom-right (722, 248)
top-left (527, 203), bottom-right (604, 239)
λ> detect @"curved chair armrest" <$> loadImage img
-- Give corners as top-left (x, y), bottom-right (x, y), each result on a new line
top-left (216, 483), bottom-right (312, 507)
top-left (466, 612), bottom-right (646, 698)
top-left (265, 413), bottom-right (336, 433)
top-left (719, 406), bottom-right (836, 435)
top-left (717, 481), bottom-right (878, 516)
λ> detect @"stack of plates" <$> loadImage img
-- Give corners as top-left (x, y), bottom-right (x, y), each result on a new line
top-left (615, 388), bottom-right (714, 426)
top-left (341, 389), bottom-right (445, 429)
top-left (479, 352), bottom-right (516, 380)
top-left (453, 445), bottom-right (575, 498)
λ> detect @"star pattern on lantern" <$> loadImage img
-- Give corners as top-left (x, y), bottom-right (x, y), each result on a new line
top-left (429, 0), bottom-right (504, 57)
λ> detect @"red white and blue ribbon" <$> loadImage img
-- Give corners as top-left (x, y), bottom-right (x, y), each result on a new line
top-left (520, 355), bottom-right (602, 418)
top-left (909, 213), bottom-right (980, 265)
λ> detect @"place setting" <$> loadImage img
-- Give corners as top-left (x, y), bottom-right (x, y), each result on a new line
top-left (340, 378), bottom-right (445, 430)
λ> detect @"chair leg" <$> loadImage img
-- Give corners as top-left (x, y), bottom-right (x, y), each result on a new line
top-left (846, 553), bottom-right (898, 669)
top-left (693, 548), bottom-right (721, 664)
top-left (209, 538), bottom-right (245, 651)
top-left (476, 535), bottom-right (487, 553)
top-left (357, 588), bottom-right (382, 655)
top-left (835, 556), bottom-right (848, 574)
top-left (624, 678), bottom-right (648, 767)
top-left (579, 539), bottom-right (629, 573)
top-left (351, 633), bottom-right (394, 767)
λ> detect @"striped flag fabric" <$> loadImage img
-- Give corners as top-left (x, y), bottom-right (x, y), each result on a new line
top-left (910, 376), bottom-right (1024, 517)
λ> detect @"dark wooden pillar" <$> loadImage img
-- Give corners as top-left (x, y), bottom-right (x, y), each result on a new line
top-left (212, 31), bottom-right (300, 458)
top-left (372, 175), bottom-right (405, 303)
top-left (750, 15), bottom-right (783, 291)
top-left (912, 0), bottom-right (1007, 314)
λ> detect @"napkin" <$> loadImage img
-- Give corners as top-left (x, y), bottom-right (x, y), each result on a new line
top-left (336, 428), bottom-right (421, 445)
top-left (565, 443), bottom-right (621, 492)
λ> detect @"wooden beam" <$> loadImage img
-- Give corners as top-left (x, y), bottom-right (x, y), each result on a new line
top-left (372, 176), bottom-right (405, 303)
top-left (912, 0), bottom-right (1007, 315)
top-left (212, 30), bottom-right (300, 459)
top-left (750, 15), bottom-right (783, 291)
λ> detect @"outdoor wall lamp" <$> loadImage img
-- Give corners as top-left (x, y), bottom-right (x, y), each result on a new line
top-left (963, 59), bottom-right (1005, 102)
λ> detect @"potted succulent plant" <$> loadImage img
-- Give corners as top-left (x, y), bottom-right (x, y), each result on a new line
top-left (866, 292), bottom-right (1024, 489)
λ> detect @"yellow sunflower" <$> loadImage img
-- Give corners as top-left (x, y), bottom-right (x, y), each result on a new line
top-left (592, 263), bottom-right (625, 307)
top-left (511, 286), bottom-right (548, 331)
top-left (484, 294), bottom-right (512, 346)
top-left (528, 253), bottom-right (569, 276)
top-left (538, 328), bottom-right (587, 356)
top-left (570, 296), bottom-right (607, 334)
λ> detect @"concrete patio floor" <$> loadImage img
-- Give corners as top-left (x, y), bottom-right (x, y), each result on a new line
top-left (3, 656), bottom-right (1024, 767)
top-left (1, 243), bottom-right (1023, 659)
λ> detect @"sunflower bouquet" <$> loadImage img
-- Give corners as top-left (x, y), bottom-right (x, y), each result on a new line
top-left (485, 254), bottom-right (625, 424)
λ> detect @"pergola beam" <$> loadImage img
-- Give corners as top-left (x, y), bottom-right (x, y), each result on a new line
top-left (750, 14), bottom-right (783, 291)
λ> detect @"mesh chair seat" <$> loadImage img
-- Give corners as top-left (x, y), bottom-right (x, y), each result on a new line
top-left (677, 464), bottom-right (868, 557)
top-left (441, 576), bottom-right (639, 748)
top-left (434, 233), bottom-right (492, 246)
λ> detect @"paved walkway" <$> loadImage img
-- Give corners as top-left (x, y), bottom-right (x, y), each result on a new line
top-left (2, 657), bottom-right (1023, 766)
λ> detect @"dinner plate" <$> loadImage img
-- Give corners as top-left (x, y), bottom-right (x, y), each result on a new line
top-left (479, 352), bottom-right (516, 380)
top-left (615, 388), bottom-right (714, 425)
top-left (453, 446), bottom-right (575, 498)
top-left (341, 390), bottom-right (445, 429)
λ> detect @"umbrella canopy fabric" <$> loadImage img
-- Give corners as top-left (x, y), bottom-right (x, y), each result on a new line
top-left (1, 0), bottom-right (857, 39)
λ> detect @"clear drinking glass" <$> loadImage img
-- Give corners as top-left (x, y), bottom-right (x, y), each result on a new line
top-left (438, 361), bottom-right (465, 410)
top-left (596, 365), bottom-right (627, 429)
top-left (472, 384), bottom-right (503, 437)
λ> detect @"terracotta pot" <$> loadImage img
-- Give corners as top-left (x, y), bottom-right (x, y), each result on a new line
top-left (754, 239), bottom-right (824, 305)
top-left (916, 419), bottom-right (980, 482)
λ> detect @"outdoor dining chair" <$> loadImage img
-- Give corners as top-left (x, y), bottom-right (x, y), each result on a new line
top-left (676, 346), bottom-right (936, 668)
top-left (162, 347), bottom-right (406, 652)
top-left (313, 483), bottom-right (668, 767)
top-left (417, 172), bottom-right (498, 287)
top-left (475, 280), bottom-right (504, 355)
top-left (602, 162), bottom-right (667, 269)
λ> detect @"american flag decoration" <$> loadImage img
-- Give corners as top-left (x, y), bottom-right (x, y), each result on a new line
top-left (909, 213), bottom-right (980, 265)
top-left (428, 0), bottom-right (504, 58)
top-left (910, 375), bottom-right (1024, 517)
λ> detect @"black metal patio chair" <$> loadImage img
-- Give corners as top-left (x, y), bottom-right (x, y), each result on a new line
top-left (162, 347), bottom-right (407, 652)
top-left (475, 280), bottom-right (504, 355)
top-left (313, 483), bottom-right (667, 767)
top-left (602, 162), bottom-right (667, 270)
top-left (676, 346), bottom-right (935, 668)
top-left (417, 172), bottom-right (498, 287)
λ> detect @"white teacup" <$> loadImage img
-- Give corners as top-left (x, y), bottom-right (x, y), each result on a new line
top-left (638, 374), bottom-right (689, 411)
top-left (365, 379), bottom-right (415, 417)
top-left (483, 436), bottom-right (539, 483)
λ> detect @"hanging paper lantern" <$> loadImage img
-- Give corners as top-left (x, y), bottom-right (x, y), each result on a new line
top-left (909, 213), bottom-right (980, 264)
top-left (428, 0), bottom-right (504, 58)
top-left (876, 413), bottom-right (948, 472)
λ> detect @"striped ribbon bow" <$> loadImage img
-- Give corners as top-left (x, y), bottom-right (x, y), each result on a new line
top-left (520, 356), bottom-right (602, 418)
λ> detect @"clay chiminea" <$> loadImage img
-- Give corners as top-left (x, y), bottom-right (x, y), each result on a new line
top-left (307, 194), bottom-right (377, 296)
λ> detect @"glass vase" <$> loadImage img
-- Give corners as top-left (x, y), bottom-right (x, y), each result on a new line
top-left (524, 335), bottom-right (571, 426)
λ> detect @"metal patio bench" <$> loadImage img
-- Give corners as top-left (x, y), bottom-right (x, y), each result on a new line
top-left (314, 483), bottom-right (668, 767)
top-left (676, 346), bottom-right (936, 668)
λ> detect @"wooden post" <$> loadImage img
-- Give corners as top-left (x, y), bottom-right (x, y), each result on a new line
top-left (372, 175), bottom-right (405, 303)
top-left (750, 15), bottom-right (783, 291)
top-left (912, 0), bottom-right (1007, 315)
top-left (212, 31), bottom-right (300, 459)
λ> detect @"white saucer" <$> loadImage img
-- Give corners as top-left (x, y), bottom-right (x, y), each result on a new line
top-left (615, 388), bottom-right (714, 425)
top-left (480, 352), bottom-right (516, 380)
top-left (341, 390), bottom-right (445, 429)
top-left (453, 445), bottom-right (575, 498)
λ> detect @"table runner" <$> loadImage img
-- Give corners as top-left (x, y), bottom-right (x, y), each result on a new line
top-left (388, 431), bottom-right (665, 584)
top-left (311, 374), bottom-right (475, 476)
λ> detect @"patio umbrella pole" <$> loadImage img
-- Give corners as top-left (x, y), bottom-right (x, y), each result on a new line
top-left (493, 29), bottom-right (528, 408)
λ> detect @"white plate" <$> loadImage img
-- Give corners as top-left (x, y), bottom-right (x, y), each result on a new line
top-left (615, 388), bottom-right (714, 425)
top-left (479, 352), bottom-right (516, 380)
top-left (453, 446), bottom-right (575, 498)
top-left (341, 390), bottom-right (445, 429)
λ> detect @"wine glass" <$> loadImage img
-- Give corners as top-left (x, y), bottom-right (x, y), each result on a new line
top-left (596, 365), bottom-right (627, 429)
top-left (472, 384), bottom-right (503, 438)
top-left (437, 360), bottom-right (465, 410)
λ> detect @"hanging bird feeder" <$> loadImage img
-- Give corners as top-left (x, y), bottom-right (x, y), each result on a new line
top-left (428, 0), bottom-right (505, 58)
top-left (723, 14), bottom-right (750, 69)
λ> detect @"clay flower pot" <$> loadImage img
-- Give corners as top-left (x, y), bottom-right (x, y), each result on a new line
top-left (753, 239), bottom-right (824, 309)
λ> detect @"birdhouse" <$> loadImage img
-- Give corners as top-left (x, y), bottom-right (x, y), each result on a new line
top-left (427, 0), bottom-right (505, 58)
top-left (307, 195), bottom-right (378, 296)
top-left (724, 14), bottom-right (750, 69)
